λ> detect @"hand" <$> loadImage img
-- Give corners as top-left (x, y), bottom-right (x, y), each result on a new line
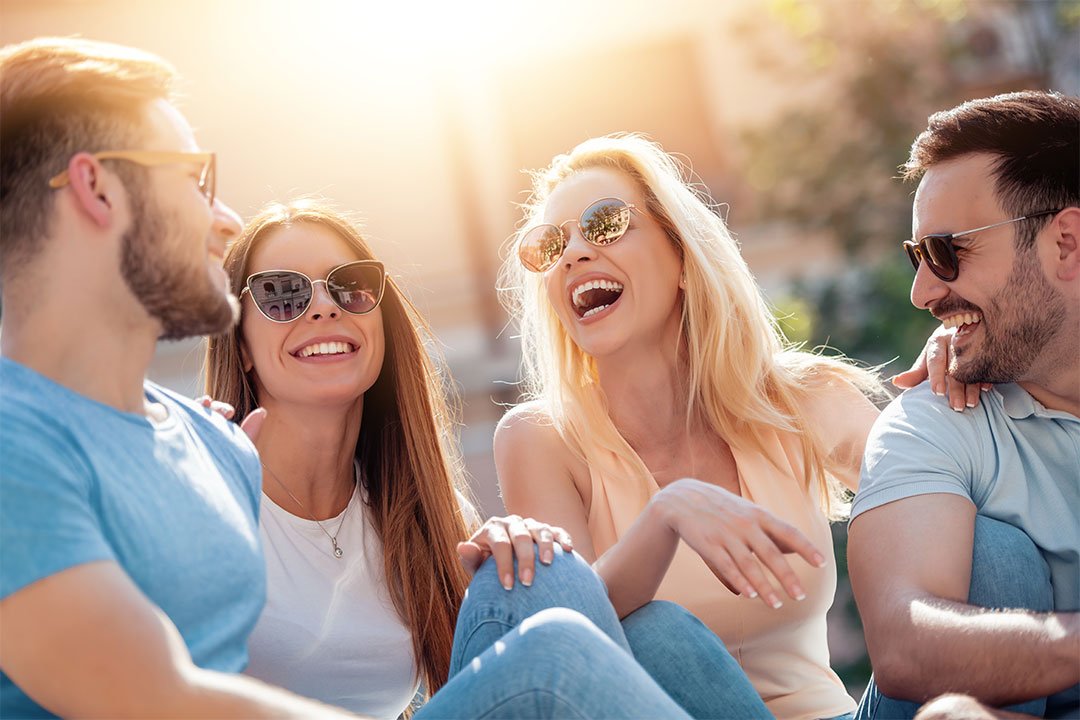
top-left (456, 515), bottom-right (573, 590)
top-left (196, 396), bottom-right (266, 445)
top-left (891, 326), bottom-right (991, 412)
top-left (654, 478), bottom-right (826, 610)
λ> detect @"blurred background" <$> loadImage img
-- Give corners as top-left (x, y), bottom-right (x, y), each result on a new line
top-left (3, 0), bottom-right (1076, 697)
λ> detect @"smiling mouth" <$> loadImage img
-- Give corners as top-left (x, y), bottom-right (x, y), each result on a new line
top-left (940, 311), bottom-right (983, 331)
top-left (571, 279), bottom-right (624, 318)
top-left (293, 341), bottom-right (356, 358)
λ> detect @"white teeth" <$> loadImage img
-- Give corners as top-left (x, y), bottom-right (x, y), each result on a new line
top-left (571, 278), bottom-right (624, 308)
top-left (941, 312), bottom-right (982, 330)
top-left (297, 341), bottom-right (355, 357)
top-left (582, 304), bottom-right (611, 318)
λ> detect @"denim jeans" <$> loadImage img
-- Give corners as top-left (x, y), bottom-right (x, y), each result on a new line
top-left (416, 546), bottom-right (770, 719)
top-left (855, 514), bottom-right (1077, 720)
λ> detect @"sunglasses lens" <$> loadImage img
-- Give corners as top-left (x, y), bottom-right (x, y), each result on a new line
top-left (248, 271), bottom-right (311, 322)
top-left (327, 263), bottom-right (384, 314)
top-left (922, 236), bottom-right (956, 279)
top-left (518, 225), bottom-right (565, 273)
top-left (581, 199), bottom-right (631, 246)
top-left (904, 242), bottom-right (921, 271)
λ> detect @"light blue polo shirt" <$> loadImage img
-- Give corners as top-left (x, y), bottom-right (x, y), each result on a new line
top-left (852, 382), bottom-right (1079, 612)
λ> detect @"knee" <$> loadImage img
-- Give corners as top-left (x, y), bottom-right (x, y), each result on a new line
top-left (970, 515), bottom-right (1052, 612)
top-left (914, 693), bottom-right (994, 720)
top-left (622, 600), bottom-right (699, 634)
top-left (516, 607), bottom-right (614, 659)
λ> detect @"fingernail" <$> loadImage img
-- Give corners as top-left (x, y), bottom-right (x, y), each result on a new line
top-left (966, 400), bottom-right (976, 408)
top-left (933, 385), bottom-right (945, 396)
top-left (502, 574), bottom-right (514, 591)
top-left (952, 404), bottom-right (964, 412)
top-left (768, 594), bottom-right (783, 609)
top-left (981, 385), bottom-right (991, 392)
top-left (520, 568), bottom-right (533, 587)
top-left (813, 553), bottom-right (826, 568)
top-left (792, 585), bottom-right (806, 601)
top-left (541, 550), bottom-right (553, 564)
top-left (746, 587), bottom-right (758, 599)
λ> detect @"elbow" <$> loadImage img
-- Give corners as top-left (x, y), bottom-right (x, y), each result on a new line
top-left (867, 642), bottom-right (933, 702)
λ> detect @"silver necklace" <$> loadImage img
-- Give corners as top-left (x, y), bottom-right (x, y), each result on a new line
top-left (262, 463), bottom-right (352, 559)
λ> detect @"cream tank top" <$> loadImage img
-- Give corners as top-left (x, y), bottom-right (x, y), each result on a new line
top-left (587, 430), bottom-right (857, 720)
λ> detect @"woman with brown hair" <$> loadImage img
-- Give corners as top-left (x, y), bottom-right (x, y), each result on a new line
top-left (204, 198), bottom-right (586, 717)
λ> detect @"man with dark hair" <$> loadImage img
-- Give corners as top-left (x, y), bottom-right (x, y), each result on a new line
top-left (849, 91), bottom-right (1079, 719)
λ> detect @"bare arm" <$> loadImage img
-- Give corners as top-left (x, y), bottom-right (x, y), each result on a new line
top-left (848, 494), bottom-right (1079, 705)
top-left (0, 562), bottom-right (361, 719)
top-left (802, 378), bottom-right (881, 493)
top-left (495, 406), bottom-right (824, 617)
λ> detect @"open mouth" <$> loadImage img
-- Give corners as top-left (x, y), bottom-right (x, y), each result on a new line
top-left (292, 341), bottom-right (357, 358)
top-left (940, 311), bottom-right (982, 334)
top-left (571, 279), bottom-right (624, 319)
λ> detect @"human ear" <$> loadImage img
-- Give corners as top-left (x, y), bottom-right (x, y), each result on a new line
top-left (65, 153), bottom-right (118, 228)
top-left (1051, 207), bottom-right (1080, 282)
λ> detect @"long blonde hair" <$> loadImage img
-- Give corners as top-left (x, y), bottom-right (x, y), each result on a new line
top-left (500, 134), bottom-right (882, 517)
top-left (205, 199), bottom-right (474, 694)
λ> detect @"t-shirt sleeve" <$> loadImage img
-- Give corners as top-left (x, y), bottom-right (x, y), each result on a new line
top-left (850, 384), bottom-right (984, 522)
top-left (0, 413), bottom-right (115, 599)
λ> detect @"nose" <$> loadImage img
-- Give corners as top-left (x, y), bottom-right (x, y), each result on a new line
top-left (307, 280), bottom-right (339, 321)
top-left (212, 198), bottom-right (243, 241)
top-left (910, 258), bottom-right (949, 310)
top-left (560, 223), bottom-right (598, 271)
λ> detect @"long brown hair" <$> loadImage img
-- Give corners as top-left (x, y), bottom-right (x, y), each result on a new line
top-left (205, 199), bottom-right (474, 695)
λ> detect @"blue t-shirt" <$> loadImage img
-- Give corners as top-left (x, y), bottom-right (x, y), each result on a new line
top-left (852, 382), bottom-right (1079, 612)
top-left (0, 358), bottom-right (266, 718)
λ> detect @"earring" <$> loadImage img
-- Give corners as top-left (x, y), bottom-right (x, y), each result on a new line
top-left (679, 271), bottom-right (687, 289)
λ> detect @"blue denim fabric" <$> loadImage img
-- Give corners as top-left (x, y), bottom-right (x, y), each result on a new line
top-left (428, 546), bottom-right (770, 719)
top-left (855, 514), bottom-right (1075, 720)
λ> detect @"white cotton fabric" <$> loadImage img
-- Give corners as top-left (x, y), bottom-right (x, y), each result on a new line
top-left (244, 473), bottom-right (418, 719)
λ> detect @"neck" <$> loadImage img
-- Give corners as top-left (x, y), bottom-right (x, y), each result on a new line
top-left (1, 292), bottom-right (161, 415)
top-left (594, 336), bottom-right (697, 451)
top-left (1018, 338), bottom-right (1080, 417)
top-left (255, 397), bottom-right (363, 519)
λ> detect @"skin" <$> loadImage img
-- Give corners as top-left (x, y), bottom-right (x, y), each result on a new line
top-left (238, 223), bottom-right (572, 591)
top-left (848, 153), bottom-right (1080, 705)
top-left (0, 100), bottom-right (360, 718)
top-left (496, 167), bottom-right (880, 617)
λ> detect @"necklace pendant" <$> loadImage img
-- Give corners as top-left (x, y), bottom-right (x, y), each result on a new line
top-left (333, 541), bottom-right (344, 559)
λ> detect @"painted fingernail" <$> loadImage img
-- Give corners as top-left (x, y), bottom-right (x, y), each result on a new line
top-left (745, 587), bottom-right (758, 599)
top-left (541, 550), bottom-right (553, 564)
top-left (520, 568), bottom-right (533, 587)
top-left (933, 385), bottom-right (945, 397)
top-left (952, 404), bottom-right (964, 412)
top-left (792, 585), bottom-right (806, 601)
top-left (966, 400), bottom-right (977, 408)
top-left (813, 553), bottom-right (826, 568)
top-left (768, 594), bottom-right (783, 609)
top-left (502, 574), bottom-right (514, 591)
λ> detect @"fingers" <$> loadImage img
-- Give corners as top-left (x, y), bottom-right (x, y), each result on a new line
top-left (525, 519), bottom-right (555, 565)
top-left (477, 521), bottom-right (515, 591)
top-left (925, 332), bottom-right (951, 397)
top-left (700, 546), bottom-right (754, 598)
top-left (891, 347), bottom-right (928, 389)
top-left (504, 516), bottom-right (537, 587)
top-left (456, 541), bottom-right (485, 576)
top-left (240, 408), bottom-right (267, 444)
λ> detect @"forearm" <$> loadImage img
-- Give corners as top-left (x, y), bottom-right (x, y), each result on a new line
top-left (593, 497), bottom-right (680, 618)
top-left (875, 597), bottom-right (1079, 704)
top-left (170, 668), bottom-right (361, 719)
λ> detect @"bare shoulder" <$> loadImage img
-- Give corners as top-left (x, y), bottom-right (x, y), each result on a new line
top-left (494, 401), bottom-right (566, 455)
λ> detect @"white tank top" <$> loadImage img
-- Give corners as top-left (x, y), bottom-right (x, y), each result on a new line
top-left (245, 475), bottom-right (418, 719)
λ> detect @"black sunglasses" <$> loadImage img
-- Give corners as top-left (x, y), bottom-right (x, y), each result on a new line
top-left (903, 209), bottom-right (1060, 282)
top-left (517, 197), bottom-right (637, 273)
top-left (241, 260), bottom-right (386, 323)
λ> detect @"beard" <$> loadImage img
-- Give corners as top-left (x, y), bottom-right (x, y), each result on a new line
top-left (950, 248), bottom-right (1067, 384)
top-left (119, 187), bottom-right (239, 341)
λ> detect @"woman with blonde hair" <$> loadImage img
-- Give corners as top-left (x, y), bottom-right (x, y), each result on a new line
top-left (496, 134), bottom-right (890, 720)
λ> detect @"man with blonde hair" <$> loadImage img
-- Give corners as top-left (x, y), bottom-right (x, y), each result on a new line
top-left (849, 91), bottom-right (1079, 719)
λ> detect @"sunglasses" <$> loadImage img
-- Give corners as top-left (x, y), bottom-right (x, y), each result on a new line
top-left (49, 150), bottom-right (216, 206)
top-left (517, 197), bottom-right (637, 273)
top-left (240, 260), bottom-right (387, 323)
top-left (903, 209), bottom-right (1060, 282)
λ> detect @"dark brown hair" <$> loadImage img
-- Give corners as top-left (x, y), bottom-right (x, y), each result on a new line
top-left (205, 199), bottom-right (474, 696)
top-left (0, 37), bottom-right (176, 277)
top-left (904, 91), bottom-right (1080, 249)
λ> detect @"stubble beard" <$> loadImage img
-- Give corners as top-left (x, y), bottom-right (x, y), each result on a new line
top-left (119, 189), bottom-right (239, 341)
top-left (951, 248), bottom-right (1066, 385)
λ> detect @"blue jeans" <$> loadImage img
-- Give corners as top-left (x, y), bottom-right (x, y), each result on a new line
top-left (856, 514), bottom-right (1076, 720)
top-left (416, 546), bottom-right (771, 719)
